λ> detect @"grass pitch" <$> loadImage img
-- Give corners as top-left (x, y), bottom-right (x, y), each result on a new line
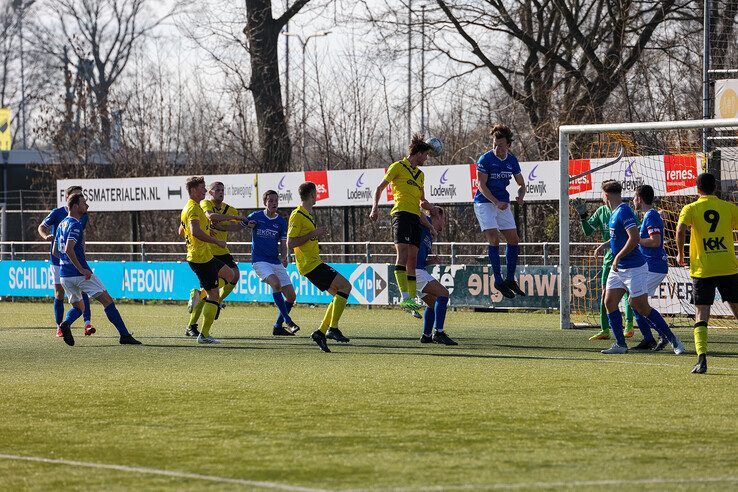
top-left (1, 301), bottom-right (736, 490)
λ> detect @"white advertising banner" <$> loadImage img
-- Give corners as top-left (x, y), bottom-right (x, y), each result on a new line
top-left (58, 174), bottom-right (258, 211)
top-left (715, 79), bottom-right (738, 119)
top-left (57, 153), bottom-right (704, 211)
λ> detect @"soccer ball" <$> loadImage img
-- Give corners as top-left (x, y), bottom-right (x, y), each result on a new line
top-left (427, 137), bottom-right (443, 157)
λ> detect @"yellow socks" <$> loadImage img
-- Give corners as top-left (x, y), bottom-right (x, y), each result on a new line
top-left (320, 301), bottom-right (334, 334)
top-left (394, 266), bottom-right (408, 296)
top-left (220, 281), bottom-right (236, 301)
top-left (693, 321), bottom-right (708, 356)
top-left (188, 299), bottom-right (205, 326)
top-left (201, 300), bottom-right (219, 337)
top-left (330, 292), bottom-right (349, 328)
top-left (407, 275), bottom-right (416, 298)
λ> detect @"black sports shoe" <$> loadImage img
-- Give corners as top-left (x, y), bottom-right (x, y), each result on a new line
top-left (652, 337), bottom-right (668, 352)
top-left (493, 280), bottom-right (515, 299)
top-left (59, 321), bottom-right (75, 347)
top-left (632, 339), bottom-right (658, 350)
top-left (120, 334), bottom-right (142, 345)
top-left (504, 278), bottom-right (526, 297)
top-left (286, 321), bottom-right (301, 334)
top-left (420, 334), bottom-right (434, 343)
top-left (311, 330), bottom-right (331, 353)
top-left (691, 354), bottom-right (707, 374)
top-left (273, 326), bottom-right (295, 336)
top-left (433, 331), bottom-right (458, 346)
top-left (326, 328), bottom-right (350, 343)
top-left (185, 324), bottom-right (200, 337)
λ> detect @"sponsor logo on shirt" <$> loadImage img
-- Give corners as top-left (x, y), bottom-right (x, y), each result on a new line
top-left (703, 236), bottom-right (728, 252)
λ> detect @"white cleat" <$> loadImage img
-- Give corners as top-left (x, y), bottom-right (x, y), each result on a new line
top-left (197, 334), bottom-right (220, 344)
top-left (601, 343), bottom-right (628, 354)
top-left (672, 339), bottom-right (686, 355)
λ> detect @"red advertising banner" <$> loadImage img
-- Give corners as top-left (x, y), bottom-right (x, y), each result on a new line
top-left (664, 154), bottom-right (698, 193)
top-left (568, 159), bottom-right (592, 195)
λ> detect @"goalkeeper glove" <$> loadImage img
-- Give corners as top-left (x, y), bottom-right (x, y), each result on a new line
top-left (572, 198), bottom-right (588, 219)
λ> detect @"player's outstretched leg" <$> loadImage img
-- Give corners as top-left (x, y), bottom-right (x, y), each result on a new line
top-left (96, 292), bottom-right (141, 345)
top-left (53, 294), bottom-right (65, 338)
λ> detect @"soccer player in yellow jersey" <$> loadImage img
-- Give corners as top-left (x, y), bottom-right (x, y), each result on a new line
top-left (370, 133), bottom-right (440, 314)
top-left (676, 172), bottom-right (738, 374)
top-left (288, 181), bottom-right (352, 353)
top-left (185, 181), bottom-right (247, 337)
top-left (180, 176), bottom-right (238, 344)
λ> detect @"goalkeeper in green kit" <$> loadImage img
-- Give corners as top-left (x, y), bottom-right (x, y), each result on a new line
top-left (573, 191), bottom-right (635, 340)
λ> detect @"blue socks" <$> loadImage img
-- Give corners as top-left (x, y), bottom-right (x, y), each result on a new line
top-left (272, 293), bottom-right (293, 325)
top-left (275, 300), bottom-right (294, 327)
top-left (82, 293), bottom-right (91, 324)
top-left (505, 245), bottom-right (519, 281)
top-left (488, 245), bottom-right (503, 283)
top-left (633, 312), bottom-right (655, 343)
top-left (64, 306), bottom-right (83, 326)
top-left (104, 303), bottom-right (130, 336)
top-left (606, 310), bottom-right (627, 347)
top-left (423, 307), bottom-right (435, 336)
top-left (54, 298), bottom-right (64, 325)
top-left (434, 296), bottom-right (449, 332)
top-left (646, 308), bottom-right (676, 345)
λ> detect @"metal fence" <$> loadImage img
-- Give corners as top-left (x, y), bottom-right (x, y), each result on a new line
top-left (0, 240), bottom-right (612, 266)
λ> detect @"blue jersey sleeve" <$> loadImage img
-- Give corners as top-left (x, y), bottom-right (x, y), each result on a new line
top-left (279, 216), bottom-right (287, 240)
top-left (643, 211), bottom-right (662, 237)
top-left (476, 153), bottom-right (490, 175)
top-left (247, 211), bottom-right (258, 221)
top-left (42, 207), bottom-right (66, 228)
top-left (618, 207), bottom-right (638, 231)
top-left (511, 156), bottom-right (521, 175)
top-left (67, 222), bottom-right (82, 244)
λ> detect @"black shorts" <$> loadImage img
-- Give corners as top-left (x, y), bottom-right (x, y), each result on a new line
top-left (305, 262), bottom-right (338, 292)
top-left (693, 274), bottom-right (738, 305)
top-left (391, 211), bottom-right (422, 247)
top-left (188, 258), bottom-right (224, 291)
top-left (214, 253), bottom-right (238, 270)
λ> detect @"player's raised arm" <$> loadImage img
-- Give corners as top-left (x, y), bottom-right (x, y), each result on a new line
top-left (287, 226), bottom-right (325, 249)
top-left (189, 219), bottom-right (226, 249)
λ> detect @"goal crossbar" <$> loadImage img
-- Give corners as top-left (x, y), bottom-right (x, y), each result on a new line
top-left (558, 118), bottom-right (738, 329)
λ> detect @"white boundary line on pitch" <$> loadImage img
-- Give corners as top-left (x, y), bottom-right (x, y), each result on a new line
top-left (0, 454), bottom-right (325, 492)
top-left (352, 476), bottom-right (738, 491)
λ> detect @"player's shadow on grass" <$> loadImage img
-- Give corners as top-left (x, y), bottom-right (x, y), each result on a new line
top-left (360, 349), bottom-right (598, 362)
top-left (140, 343), bottom-right (274, 351)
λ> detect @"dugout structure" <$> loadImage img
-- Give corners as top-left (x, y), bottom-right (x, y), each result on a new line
top-left (558, 118), bottom-right (738, 330)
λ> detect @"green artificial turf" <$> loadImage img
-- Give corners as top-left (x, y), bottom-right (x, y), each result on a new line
top-left (1, 302), bottom-right (736, 490)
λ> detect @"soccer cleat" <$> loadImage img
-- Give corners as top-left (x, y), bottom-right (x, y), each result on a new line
top-left (196, 333), bottom-right (219, 344)
top-left (84, 323), bottom-right (96, 336)
top-left (185, 324), bottom-right (200, 337)
top-left (273, 326), bottom-right (296, 336)
top-left (601, 343), bottom-right (628, 354)
top-left (187, 288), bottom-right (200, 313)
top-left (672, 338), bottom-right (686, 355)
top-left (56, 326), bottom-right (63, 338)
top-left (493, 281), bottom-right (515, 299)
top-left (286, 321), bottom-right (301, 334)
top-left (326, 328), bottom-right (350, 343)
top-left (420, 334), bottom-right (434, 343)
top-left (691, 354), bottom-right (707, 374)
top-left (433, 331), bottom-right (458, 346)
top-left (399, 298), bottom-right (423, 311)
top-left (119, 334), bottom-right (142, 345)
top-left (632, 339), bottom-right (657, 350)
top-left (311, 330), bottom-right (331, 353)
top-left (59, 321), bottom-right (75, 346)
top-left (652, 337), bottom-right (668, 352)
top-left (624, 329), bottom-right (634, 338)
top-left (589, 330), bottom-right (611, 341)
top-left (503, 278), bottom-right (526, 297)
top-left (411, 309), bottom-right (422, 319)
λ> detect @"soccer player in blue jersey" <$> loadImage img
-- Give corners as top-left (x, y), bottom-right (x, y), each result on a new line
top-left (245, 190), bottom-right (300, 336)
top-left (474, 124), bottom-right (526, 299)
top-left (37, 185), bottom-right (95, 338)
top-left (600, 181), bottom-right (684, 355)
top-left (416, 208), bottom-right (457, 345)
top-left (55, 193), bottom-right (141, 346)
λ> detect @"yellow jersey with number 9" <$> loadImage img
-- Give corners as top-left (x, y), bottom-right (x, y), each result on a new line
top-left (677, 195), bottom-right (738, 278)
top-left (181, 199), bottom-right (214, 264)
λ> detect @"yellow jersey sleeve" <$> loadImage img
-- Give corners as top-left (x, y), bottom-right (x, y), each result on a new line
top-left (385, 158), bottom-right (423, 216)
top-left (181, 200), bottom-right (214, 264)
top-left (206, 201), bottom-right (240, 256)
top-left (201, 199), bottom-right (215, 213)
top-left (383, 161), bottom-right (400, 183)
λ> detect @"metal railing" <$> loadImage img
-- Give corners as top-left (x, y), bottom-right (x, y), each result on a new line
top-left (0, 240), bottom-right (619, 266)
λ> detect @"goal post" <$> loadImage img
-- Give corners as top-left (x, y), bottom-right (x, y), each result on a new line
top-left (558, 117), bottom-right (738, 329)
